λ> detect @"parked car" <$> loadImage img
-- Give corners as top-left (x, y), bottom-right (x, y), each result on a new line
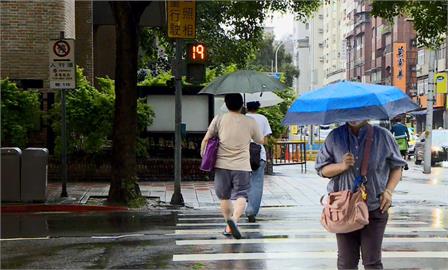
top-left (414, 129), bottom-right (448, 166)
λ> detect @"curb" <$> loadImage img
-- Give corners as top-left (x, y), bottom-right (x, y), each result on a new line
top-left (1, 204), bottom-right (128, 213)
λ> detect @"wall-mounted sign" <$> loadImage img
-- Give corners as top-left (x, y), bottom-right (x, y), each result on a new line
top-left (393, 43), bottom-right (407, 92)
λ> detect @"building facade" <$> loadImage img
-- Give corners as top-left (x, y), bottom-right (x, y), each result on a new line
top-left (0, 0), bottom-right (78, 90)
top-left (322, 0), bottom-right (351, 84)
top-left (415, 43), bottom-right (448, 130)
top-left (292, 8), bottom-right (324, 95)
top-left (346, 0), bottom-right (373, 83)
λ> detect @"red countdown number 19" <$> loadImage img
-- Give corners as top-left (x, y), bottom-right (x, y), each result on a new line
top-left (192, 45), bottom-right (204, 60)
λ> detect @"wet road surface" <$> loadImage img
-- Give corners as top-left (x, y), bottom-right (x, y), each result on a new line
top-left (1, 205), bottom-right (447, 269)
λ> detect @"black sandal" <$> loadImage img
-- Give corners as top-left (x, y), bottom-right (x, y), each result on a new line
top-left (226, 219), bottom-right (242, 239)
top-left (223, 229), bottom-right (232, 237)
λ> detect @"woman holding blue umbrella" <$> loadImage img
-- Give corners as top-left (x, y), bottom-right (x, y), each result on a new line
top-left (284, 81), bottom-right (418, 269)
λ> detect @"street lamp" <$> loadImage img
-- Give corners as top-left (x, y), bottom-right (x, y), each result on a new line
top-left (274, 41), bottom-right (285, 73)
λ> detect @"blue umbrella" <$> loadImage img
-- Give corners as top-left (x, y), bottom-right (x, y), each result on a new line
top-left (283, 81), bottom-right (419, 125)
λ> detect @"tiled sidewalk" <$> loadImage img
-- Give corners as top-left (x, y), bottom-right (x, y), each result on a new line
top-left (47, 164), bottom-right (328, 208)
top-left (47, 161), bottom-right (448, 208)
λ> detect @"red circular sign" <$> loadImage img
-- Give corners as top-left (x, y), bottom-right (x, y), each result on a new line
top-left (53, 40), bottom-right (70, 57)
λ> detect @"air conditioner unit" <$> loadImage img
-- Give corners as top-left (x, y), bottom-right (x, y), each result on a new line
top-left (415, 64), bottom-right (422, 72)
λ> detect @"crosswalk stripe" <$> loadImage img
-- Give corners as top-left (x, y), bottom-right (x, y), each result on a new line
top-left (176, 237), bottom-right (448, 245)
top-left (0, 237), bottom-right (50, 241)
top-left (176, 221), bottom-right (428, 227)
top-left (174, 227), bottom-right (446, 235)
top-left (173, 251), bottom-right (448, 261)
top-left (177, 217), bottom-right (426, 223)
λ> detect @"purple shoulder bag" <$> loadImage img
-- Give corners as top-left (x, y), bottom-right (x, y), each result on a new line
top-left (200, 116), bottom-right (221, 172)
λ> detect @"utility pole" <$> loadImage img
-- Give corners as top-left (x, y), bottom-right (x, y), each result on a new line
top-left (423, 49), bottom-right (436, 174)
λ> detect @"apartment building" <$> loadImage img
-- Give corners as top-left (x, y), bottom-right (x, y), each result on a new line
top-left (292, 8), bottom-right (324, 94)
top-left (415, 43), bottom-right (448, 129)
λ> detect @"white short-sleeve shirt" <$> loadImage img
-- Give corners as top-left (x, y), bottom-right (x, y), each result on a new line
top-left (246, 113), bottom-right (272, 161)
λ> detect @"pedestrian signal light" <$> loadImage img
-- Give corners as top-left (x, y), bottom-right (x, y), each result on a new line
top-left (187, 43), bottom-right (207, 63)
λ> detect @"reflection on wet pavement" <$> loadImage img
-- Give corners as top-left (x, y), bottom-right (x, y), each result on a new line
top-left (1, 206), bottom-right (448, 269)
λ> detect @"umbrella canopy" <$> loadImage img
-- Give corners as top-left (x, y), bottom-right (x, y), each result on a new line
top-left (199, 70), bottom-right (287, 95)
top-left (283, 81), bottom-right (419, 125)
top-left (220, 92), bottom-right (284, 111)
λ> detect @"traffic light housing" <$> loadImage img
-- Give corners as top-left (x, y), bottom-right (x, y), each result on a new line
top-left (186, 43), bottom-right (206, 84)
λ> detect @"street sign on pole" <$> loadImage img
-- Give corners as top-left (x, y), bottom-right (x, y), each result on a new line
top-left (167, 1), bottom-right (196, 39)
top-left (167, 1), bottom-right (196, 205)
top-left (170, 39), bottom-right (185, 206)
top-left (49, 32), bottom-right (75, 198)
top-left (266, 72), bottom-right (282, 81)
top-left (49, 39), bottom-right (75, 89)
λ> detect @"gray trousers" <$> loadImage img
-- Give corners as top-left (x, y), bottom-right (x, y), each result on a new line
top-left (336, 209), bottom-right (389, 270)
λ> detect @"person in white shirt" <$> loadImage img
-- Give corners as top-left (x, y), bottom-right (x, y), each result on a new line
top-left (245, 101), bottom-right (272, 223)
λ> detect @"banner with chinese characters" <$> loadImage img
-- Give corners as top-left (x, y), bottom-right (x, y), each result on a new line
top-left (393, 43), bottom-right (407, 92)
top-left (167, 1), bottom-right (196, 39)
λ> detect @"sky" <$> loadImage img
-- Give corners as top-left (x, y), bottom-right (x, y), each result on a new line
top-left (265, 11), bottom-right (295, 40)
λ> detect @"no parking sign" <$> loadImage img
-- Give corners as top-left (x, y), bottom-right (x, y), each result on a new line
top-left (49, 39), bottom-right (75, 89)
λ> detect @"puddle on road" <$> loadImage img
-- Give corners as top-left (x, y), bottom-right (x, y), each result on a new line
top-left (1, 211), bottom-right (177, 239)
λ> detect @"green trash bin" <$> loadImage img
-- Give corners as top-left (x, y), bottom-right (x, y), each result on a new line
top-left (1, 147), bottom-right (22, 202)
top-left (21, 148), bottom-right (48, 202)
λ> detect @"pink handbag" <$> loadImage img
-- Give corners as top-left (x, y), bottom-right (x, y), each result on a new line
top-left (320, 125), bottom-right (373, 234)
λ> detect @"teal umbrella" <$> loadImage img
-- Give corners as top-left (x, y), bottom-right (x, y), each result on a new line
top-left (199, 70), bottom-right (287, 95)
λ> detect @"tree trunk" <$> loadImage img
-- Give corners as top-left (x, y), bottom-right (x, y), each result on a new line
top-left (108, 2), bottom-right (150, 204)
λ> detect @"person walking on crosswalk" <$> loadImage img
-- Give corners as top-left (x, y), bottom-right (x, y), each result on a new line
top-left (201, 94), bottom-right (264, 239)
top-left (245, 101), bottom-right (272, 223)
top-left (315, 120), bottom-right (407, 269)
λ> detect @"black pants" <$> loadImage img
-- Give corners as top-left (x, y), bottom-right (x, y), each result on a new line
top-left (336, 209), bottom-right (389, 270)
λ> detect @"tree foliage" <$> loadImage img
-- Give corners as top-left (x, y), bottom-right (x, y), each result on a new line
top-left (196, 1), bottom-right (320, 68)
top-left (371, 1), bottom-right (448, 49)
top-left (110, 0), bottom-right (319, 204)
top-left (259, 84), bottom-right (296, 139)
top-left (138, 1), bottom-right (320, 71)
top-left (1, 79), bottom-right (40, 148)
top-left (50, 67), bottom-right (154, 158)
top-left (249, 33), bottom-right (300, 87)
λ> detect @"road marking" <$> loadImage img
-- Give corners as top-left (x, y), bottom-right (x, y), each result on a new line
top-left (0, 236), bottom-right (50, 241)
top-left (176, 237), bottom-right (448, 245)
top-left (176, 221), bottom-right (428, 227)
top-left (91, 234), bottom-right (145, 239)
top-left (174, 227), bottom-right (446, 235)
top-left (173, 251), bottom-right (448, 261)
top-left (177, 214), bottom-right (428, 224)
